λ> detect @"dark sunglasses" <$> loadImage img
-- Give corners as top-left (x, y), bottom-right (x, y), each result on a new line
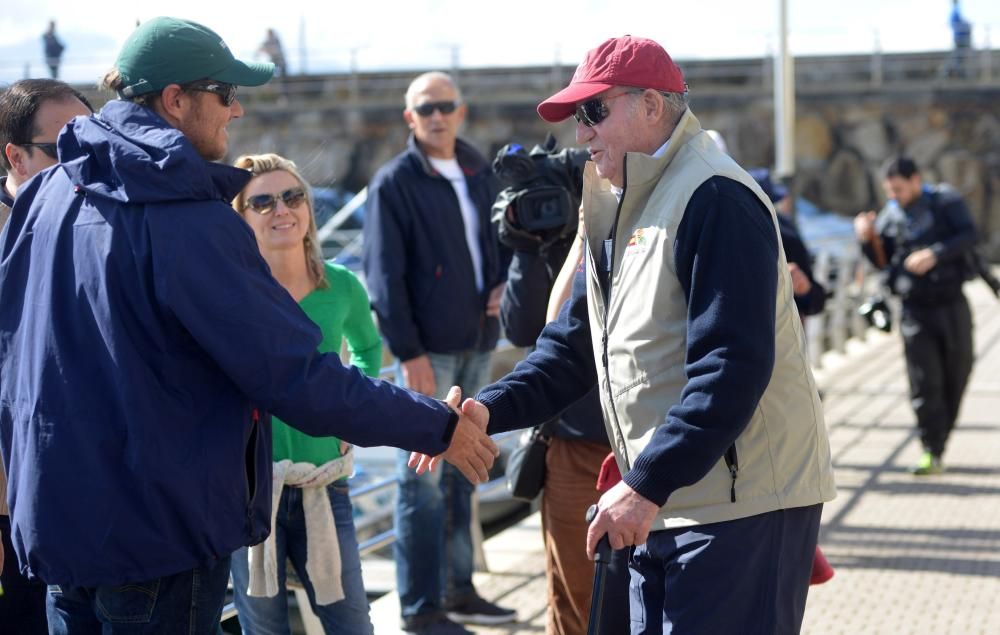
top-left (573, 91), bottom-right (640, 127)
top-left (21, 142), bottom-right (58, 159)
top-left (412, 100), bottom-right (459, 117)
top-left (186, 80), bottom-right (239, 107)
top-left (244, 187), bottom-right (307, 215)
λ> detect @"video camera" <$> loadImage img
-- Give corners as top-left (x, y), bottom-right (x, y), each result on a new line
top-left (491, 135), bottom-right (589, 253)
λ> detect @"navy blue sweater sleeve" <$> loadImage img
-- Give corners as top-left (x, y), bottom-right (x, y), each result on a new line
top-left (362, 170), bottom-right (424, 361)
top-left (154, 202), bottom-right (453, 457)
top-left (622, 177), bottom-right (779, 507)
top-left (477, 260), bottom-right (597, 435)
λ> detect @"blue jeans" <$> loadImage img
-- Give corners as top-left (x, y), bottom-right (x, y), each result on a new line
top-left (46, 556), bottom-right (231, 635)
top-left (395, 350), bottom-right (491, 621)
top-left (230, 481), bottom-right (372, 635)
top-left (628, 504), bottom-right (822, 635)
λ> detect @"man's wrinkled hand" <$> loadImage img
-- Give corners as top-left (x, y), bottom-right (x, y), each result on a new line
top-left (904, 247), bottom-right (938, 276)
top-left (585, 480), bottom-right (660, 559)
top-left (408, 388), bottom-right (499, 484)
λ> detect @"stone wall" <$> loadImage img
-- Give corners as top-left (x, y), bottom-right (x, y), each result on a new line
top-left (60, 57), bottom-right (1000, 258)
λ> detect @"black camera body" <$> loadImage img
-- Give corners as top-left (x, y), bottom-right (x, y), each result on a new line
top-left (858, 294), bottom-right (893, 332)
top-left (491, 135), bottom-right (589, 253)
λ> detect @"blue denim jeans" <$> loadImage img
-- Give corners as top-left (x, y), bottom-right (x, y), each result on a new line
top-left (395, 350), bottom-right (491, 621)
top-left (230, 481), bottom-right (372, 635)
top-left (46, 555), bottom-right (231, 635)
top-left (628, 504), bottom-right (822, 634)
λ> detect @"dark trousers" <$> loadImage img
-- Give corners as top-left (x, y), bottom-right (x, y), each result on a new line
top-left (46, 556), bottom-right (231, 635)
top-left (628, 504), bottom-right (822, 635)
top-left (901, 295), bottom-right (974, 457)
top-left (0, 514), bottom-right (48, 634)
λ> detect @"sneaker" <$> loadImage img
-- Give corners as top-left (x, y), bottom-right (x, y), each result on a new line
top-left (911, 451), bottom-right (945, 475)
top-left (445, 594), bottom-right (517, 625)
top-left (401, 615), bottom-right (474, 635)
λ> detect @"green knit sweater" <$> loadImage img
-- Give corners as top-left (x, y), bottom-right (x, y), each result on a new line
top-left (270, 262), bottom-right (383, 465)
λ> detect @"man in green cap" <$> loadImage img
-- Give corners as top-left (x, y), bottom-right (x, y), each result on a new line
top-left (0, 17), bottom-right (499, 634)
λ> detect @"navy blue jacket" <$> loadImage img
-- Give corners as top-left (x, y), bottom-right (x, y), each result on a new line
top-left (363, 136), bottom-right (505, 361)
top-left (479, 177), bottom-right (778, 507)
top-left (500, 243), bottom-right (609, 444)
top-left (0, 101), bottom-right (454, 587)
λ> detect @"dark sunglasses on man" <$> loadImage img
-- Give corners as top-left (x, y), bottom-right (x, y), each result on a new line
top-left (20, 142), bottom-right (59, 160)
top-left (411, 100), bottom-right (459, 117)
top-left (185, 80), bottom-right (239, 106)
top-left (573, 91), bottom-right (639, 128)
top-left (244, 187), bottom-right (307, 215)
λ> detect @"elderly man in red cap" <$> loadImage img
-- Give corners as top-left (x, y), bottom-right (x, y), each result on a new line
top-left (415, 35), bottom-right (837, 632)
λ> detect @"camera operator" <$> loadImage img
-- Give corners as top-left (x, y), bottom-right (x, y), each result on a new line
top-left (493, 139), bottom-right (628, 635)
top-left (854, 156), bottom-right (978, 475)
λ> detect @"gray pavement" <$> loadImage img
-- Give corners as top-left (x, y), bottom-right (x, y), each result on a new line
top-left (370, 279), bottom-right (1000, 634)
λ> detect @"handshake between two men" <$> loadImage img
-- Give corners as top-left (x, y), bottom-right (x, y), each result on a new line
top-left (425, 385), bottom-right (501, 484)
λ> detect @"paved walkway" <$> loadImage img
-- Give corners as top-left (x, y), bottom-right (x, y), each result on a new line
top-left (370, 278), bottom-right (1000, 634)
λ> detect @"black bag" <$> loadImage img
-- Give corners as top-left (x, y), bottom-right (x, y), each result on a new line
top-left (505, 426), bottom-right (550, 501)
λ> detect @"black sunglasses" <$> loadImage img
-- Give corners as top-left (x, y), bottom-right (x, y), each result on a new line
top-left (573, 91), bottom-right (640, 127)
top-left (21, 142), bottom-right (59, 159)
top-left (412, 100), bottom-right (459, 117)
top-left (244, 187), bottom-right (307, 215)
top-left (186, 80), bottom-right (239, 107)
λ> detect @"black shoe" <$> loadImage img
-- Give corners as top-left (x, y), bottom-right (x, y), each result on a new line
top-left (401, 614), bottom-right (474, 635)
top-left (445, 593), bottom-right (517, 625)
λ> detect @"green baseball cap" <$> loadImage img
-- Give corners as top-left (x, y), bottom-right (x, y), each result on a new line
top-left (115, 16), bottom-right (274, 98)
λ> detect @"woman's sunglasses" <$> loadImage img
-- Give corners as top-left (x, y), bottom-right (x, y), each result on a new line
top-left (411, 100), bottom-right (459, 117)
top-left (244, 187), bottom-right (307, 215)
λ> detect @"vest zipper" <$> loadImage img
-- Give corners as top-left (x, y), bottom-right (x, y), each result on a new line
top-left (724, 444), bottom-right (739, 502)
top-left (602, 162), bottom-right (630, 468)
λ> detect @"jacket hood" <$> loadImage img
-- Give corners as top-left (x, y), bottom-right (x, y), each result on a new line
top-left (58, 100), bottom-right (251, 205)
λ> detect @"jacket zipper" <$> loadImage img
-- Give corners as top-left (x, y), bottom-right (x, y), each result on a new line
top-left (246, 408), bottom-right (261, 531)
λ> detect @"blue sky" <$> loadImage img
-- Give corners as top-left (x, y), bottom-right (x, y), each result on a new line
top-left (2, 0), bottom-right (998, 84)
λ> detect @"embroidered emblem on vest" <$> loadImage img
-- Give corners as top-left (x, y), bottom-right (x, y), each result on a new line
top-left (625, 227), bottom-right (651, 255)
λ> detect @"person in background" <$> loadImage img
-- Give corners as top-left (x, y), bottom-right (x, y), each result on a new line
top-left (364, 71), bottom-right (514, 634)
top-left (499, 200), bottom-right (629, 634)
top-left (258, 28), bottom-right (288, 79)
top-left (228, 153), bottom-right (378, 634)
top-left (854, 156), bottom-right (977, 475)
top-left (42, 21), bottom-right (65, 79)
top-left (0, 76), bottom-right (92, 635)
top-left (947, 0), bottom-right (973, 77)
top-left (750, 168), bottom-right (828, 318)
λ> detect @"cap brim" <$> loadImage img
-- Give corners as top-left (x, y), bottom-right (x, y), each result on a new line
top-left (214, 59), bottom-right (275, 87)
top-left (537, 81), bottom-right (616, 123)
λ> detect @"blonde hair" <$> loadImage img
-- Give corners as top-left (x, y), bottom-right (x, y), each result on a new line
top-left (231, 153), bottom-right (329, 290)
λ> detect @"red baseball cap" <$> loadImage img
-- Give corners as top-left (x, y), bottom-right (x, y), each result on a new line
top-left (537, 36), bottom-right (686, 123)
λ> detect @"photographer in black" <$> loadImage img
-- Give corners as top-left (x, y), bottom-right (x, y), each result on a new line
top-left (854, 156), bottom-right (979, 475)
top-left (493, 138), bottom-right (628, 634)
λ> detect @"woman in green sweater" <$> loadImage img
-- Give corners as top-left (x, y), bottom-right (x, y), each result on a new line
top-left (229, 153), bottom-right (380, 634)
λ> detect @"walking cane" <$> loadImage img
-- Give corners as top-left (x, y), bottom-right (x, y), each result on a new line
top-left (585, 504), bottom-right (613, 635)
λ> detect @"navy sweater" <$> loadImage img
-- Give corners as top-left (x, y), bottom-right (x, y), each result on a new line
top-left (478, 176), bottom-right (778, 507)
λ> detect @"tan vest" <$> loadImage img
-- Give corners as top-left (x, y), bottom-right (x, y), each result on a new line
top-left (582, 110), bottom-right (836, 529)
